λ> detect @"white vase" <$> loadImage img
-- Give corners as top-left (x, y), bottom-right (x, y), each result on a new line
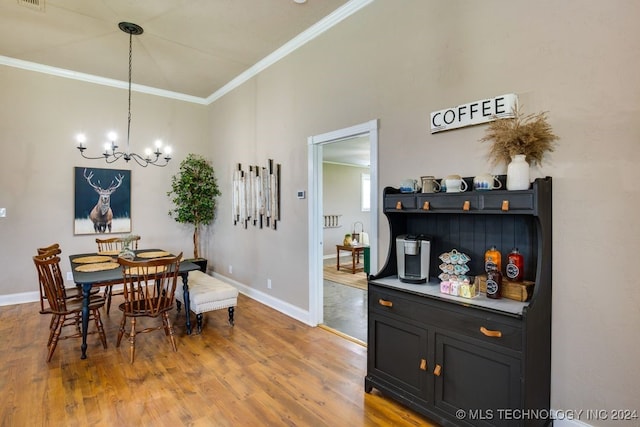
top-left (506, 154), bottom-right (530, 190)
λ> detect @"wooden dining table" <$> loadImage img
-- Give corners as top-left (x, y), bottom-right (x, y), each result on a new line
top-left (69, 249), bottom-right (200, 359)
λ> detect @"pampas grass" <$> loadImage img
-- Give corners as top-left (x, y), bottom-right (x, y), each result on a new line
top-left (481, 105), bottom-right (559, 167)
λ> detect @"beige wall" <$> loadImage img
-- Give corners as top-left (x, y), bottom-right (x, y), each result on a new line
top-left (1, 0), bottom-right (639, 423)
top-left (323, 162), bottom-right (371, 256)
top-left (0, 68), bottom-right (209, 300)
top-left (205, 0), bottom-right (640, 424)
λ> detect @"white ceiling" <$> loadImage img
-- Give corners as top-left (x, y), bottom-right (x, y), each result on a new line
top-left (323, 136), bottom-right (370, 168)
top-left (0, 0), bottom-right (355, 99)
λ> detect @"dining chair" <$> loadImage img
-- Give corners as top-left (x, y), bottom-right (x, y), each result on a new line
top-left (36, 244), bottom-right (98, 317)
top-left (96, 235), bottom-right (141, 314)
top-left (116, 253), bottom-right (183, 363)
top-left (33, 252), bottom-right (108, 362)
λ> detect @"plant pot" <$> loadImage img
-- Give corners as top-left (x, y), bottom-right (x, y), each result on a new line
top-left (186, 258), bottom-right (208, 273)
top-left (506, 154), bottom-right (530, 191)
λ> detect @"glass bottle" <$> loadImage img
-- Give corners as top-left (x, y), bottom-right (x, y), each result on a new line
top-left (484, 246), bottom-right (501, 273)
top-left (506, 248), bottom-right (524, 281)
top-left (486, 267), bottom-right (502, 299)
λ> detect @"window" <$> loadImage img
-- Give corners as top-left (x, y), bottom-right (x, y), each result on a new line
top-left (361, 173), bottom-right (370, 212)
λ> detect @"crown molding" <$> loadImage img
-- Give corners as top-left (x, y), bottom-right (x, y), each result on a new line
top-left (0, 55), bottom-right (208, 104)
top-left (0, 0), bottom-right (373, 105)
top-left (206, 0), bottom-right (374, 104)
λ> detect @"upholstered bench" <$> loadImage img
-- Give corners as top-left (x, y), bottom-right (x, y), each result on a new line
top-left (175, 270), bottom-right (238, 334)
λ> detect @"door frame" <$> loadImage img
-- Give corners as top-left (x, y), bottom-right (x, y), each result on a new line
top-left (307, 119), bottom-right (379, 326)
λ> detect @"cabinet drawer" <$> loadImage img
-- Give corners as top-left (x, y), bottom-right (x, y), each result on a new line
top-left (384, 194), bottom-right (417, 210)
top-left (417, 194), bottom-right (478, 211)
top-left (370, 285), bottom-right (523, 351)
top-left (371, 287), bottom-right (426, 322)
top-left (439, 309), bottom-right (523, 352)
top-left (480, 192), bottom-right (534, 211)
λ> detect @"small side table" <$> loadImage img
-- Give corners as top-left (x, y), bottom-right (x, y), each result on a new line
top-left (336, 244), bottom-right (366, 274)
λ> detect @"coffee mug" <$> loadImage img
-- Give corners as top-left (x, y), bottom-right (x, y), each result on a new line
top-left (420, 176), bottom-right (441, 193)
top-left (443, 175), bottom-right (468, 193)
top-left (473, 173), bottom-right (502, 191)
top-left (400, 179), bottom-right (418, 193)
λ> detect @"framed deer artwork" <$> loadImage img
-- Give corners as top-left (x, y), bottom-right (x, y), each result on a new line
top-left (74, 167), bottom-right (132, 235)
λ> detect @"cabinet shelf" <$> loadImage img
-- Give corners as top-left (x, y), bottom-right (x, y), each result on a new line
top-left (366, 177), bottom-right (552, 427)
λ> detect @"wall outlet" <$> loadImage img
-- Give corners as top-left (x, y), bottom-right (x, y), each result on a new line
top-left (66, 272), bottom-right (74, 281)
top-left (0, 208), bottom-right (6, 217)
top-left (228, 265), bottom-right (233, 274)
top-left (267, 278), bottom-right (272, 289)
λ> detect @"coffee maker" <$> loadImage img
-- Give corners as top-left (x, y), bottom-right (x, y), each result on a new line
top-left (396, 234), bottom-right (431, 284)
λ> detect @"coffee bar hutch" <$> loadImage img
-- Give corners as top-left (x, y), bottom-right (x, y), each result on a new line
top-left (365, 176), bottom-right (552, 426)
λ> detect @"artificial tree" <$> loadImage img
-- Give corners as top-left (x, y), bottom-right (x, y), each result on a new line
top-left (168, 154), bottom-right (221, 262)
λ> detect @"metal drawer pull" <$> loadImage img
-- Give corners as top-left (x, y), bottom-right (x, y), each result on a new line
top-left (433, 364), bottom-right (442, 376)
top-left (378, 299), bottom-right (393, 308)
top-left (420, 359), bottom-right (427, 371)
top-left (480, 326), bottom-right (502, 338)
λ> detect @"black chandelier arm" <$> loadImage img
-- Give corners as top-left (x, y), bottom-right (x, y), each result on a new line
top-left (128, 152), bottom-right (170, 167)
top-left (77, 146), bottom-right (170, 167)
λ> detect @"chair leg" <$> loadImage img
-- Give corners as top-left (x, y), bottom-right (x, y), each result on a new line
top-left (47, 314), bottom-right (59, 346)
top-left (163, 312), bottom-right (177, 352)
top-left (128, 317), bottom-right (136, 364)
top-left (116, 314), bottom-right (127, 347)
top-left (47, 316), bottom-right (64, 362)
top-left (93, 309), bottom-right (107, 349)
top-left (105, 286), bottom-right (113, 314)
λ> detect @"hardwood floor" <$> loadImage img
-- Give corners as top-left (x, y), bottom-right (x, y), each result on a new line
top-left (0, 294), bottom-right (436, 426)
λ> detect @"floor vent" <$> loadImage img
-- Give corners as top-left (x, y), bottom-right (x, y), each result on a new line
top-left (18, 0), bottom-right (45, 12)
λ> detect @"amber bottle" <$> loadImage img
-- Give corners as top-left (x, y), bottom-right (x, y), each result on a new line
top-left (484, 246), bottom-right (502, 273)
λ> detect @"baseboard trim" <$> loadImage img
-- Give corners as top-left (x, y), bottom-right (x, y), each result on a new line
top-left (211, 273), bottom-right (312, 326)
top-left (551, 411), bottom-right (594, 427)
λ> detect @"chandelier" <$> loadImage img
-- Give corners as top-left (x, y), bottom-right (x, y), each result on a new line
top-left (76, 22), bottom-right (171, 167)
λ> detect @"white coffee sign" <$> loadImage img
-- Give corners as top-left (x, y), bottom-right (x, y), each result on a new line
top-left (430, 93), bottom-right (518, 133)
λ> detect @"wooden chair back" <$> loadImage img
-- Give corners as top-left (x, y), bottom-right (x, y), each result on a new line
top-left (35, 244), bottom-right (62, 313)
top-left (33, 253), bottom-right (68, 314)
top-left (118, 253), bottom-right (183, 318)
top-left (95, 235), bottom-right (140, 252)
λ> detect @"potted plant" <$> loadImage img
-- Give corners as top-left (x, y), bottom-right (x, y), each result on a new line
top-left (167, 154), bottom-right (221, 271)
top-left (480, 105), bottom-right (559, 190)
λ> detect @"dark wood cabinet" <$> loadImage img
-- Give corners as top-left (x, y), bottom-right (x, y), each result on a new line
top-left (365, 177), bottom-right (552, 427)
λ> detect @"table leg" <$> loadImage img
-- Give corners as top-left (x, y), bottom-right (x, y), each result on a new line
top-left (336, 247), bottom-right (340, 271)
top-left (81, 283), bottom-right (91, 359)
top-left (352, 249), bottom-right (356, 274)
top-left (180, 273), bottom-right (192, 335)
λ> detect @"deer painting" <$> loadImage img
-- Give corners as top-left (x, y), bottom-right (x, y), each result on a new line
top-left (83, 168), bottom-right (125, 233)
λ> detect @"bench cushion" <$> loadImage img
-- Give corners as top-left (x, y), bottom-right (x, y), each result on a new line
top-left (176, 271), bottom-right (238, 315)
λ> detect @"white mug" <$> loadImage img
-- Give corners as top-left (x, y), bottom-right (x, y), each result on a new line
top-left (473, 174), bottom-right (502, 191)
top-left (443, 175), bottom-right (468, 193)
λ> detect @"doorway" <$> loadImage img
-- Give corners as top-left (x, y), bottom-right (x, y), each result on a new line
top-left (307, 120), bottom-right (379, 340)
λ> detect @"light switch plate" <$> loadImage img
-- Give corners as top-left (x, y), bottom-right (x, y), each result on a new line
top-left (0, 208), bottom-right (6, 217)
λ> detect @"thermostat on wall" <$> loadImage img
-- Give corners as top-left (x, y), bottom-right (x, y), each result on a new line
top-left (297, 191), bottom-right (306, 199)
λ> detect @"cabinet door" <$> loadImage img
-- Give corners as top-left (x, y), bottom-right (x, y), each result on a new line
top-left (433, 333), bottom-right (521, 427)
top-left (368, 313), bottom-right (431, 405)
